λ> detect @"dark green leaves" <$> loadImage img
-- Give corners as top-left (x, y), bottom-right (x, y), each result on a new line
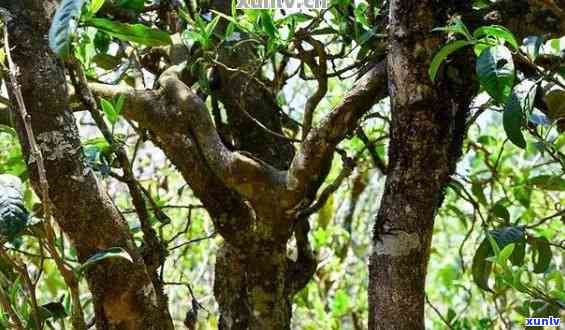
top-left (529, 237), bottom-right (552, 274)
top-left (527, 175), bottom-right (565, 191)
top-left (429, 40), bottom-right (473, 81)
top-left (503, 79), bottom-right (537, 148)
top-left (48, 0), bottom-right (85, 58)
top-left (0, 175), bottom-right (28, 243)
top-left (49, 0), bottom-right (170, 58)
top-left (87, 18), bottom-right (172, 47)
top-left (116, 0), bottom-right (145, 11)
top-left (476, 45), bottom-right (515, 103)
top-left (472, 227), bottom-right (525, 291)
top-left (99, 95), bottom-right (125, 125)
top-left (472, 226), bottom-right (555, 292)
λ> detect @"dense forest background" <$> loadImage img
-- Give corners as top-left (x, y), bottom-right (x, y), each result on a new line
top-left (0, 0), bottom-right (563, 329)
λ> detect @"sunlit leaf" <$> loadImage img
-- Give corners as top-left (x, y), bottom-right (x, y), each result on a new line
top-left (77, 247), bottom-right (133, 275)
top-left (100, 97), bottom-right (118, 125)
top-left (87, 18), bottom-right (172, 46)
top-left (473, 25), bottom-right (518, 50)
top-left (476, 45), bottom-right (515, 103)
top-left (48, 0), bottom-right (86, 58)
top-left (88, 0), bottom-right (106, 15)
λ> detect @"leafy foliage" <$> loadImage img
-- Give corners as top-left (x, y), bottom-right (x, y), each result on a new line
top-left (476, 45), bottom-right (515, 103)
top-left (87, 18), bottom-right (172, 47)
top-left (0, 175), bottom-right (28, 242)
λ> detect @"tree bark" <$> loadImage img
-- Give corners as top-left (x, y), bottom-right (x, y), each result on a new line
top-left (368, 1), bottom-right (475, 329)
top-left (1, 1), bottom-right (173, 329)
top-left (215, 241), bottom-right (292, 330)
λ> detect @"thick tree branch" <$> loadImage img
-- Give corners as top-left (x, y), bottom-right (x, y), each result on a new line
top-left (88, 65), bottom-right (285, 202)
top-left (285, 61), bottom-right (388, 208)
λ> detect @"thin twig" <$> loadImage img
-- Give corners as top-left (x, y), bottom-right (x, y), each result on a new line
top-left (169, 232), bottom-right (217, 251)
top-left (526, 208), bottom-right (565, 229)
top-left (425, 295), bottom-right (455, 330)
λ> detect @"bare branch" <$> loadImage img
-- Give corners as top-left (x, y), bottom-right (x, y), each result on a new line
top-left (295, 34), bottom-right (328, 139)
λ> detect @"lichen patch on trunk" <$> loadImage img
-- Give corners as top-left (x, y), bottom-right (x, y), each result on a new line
top-left (375, 231), bottom-right (420, 257)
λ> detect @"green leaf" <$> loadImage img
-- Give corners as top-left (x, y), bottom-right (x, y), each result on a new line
top-left (527, 175), bottom-right (565, 191)
top-left (116, 0), bottom-right (145, 11)
top-left (88, 0), bottom-right (106, 15)
top-left (472, 238), bottom-right (494, 292)
top-left (473, 42), bottom-right (490, 57)
top-left (205, 15), bottom-right (221, 38)
top-left (432, 17), bottom-right (473, 41)
top-left (476, 45), bottom-right (515, 103)
top-left (87, 18), bottom-right (172, 46)
top-left (260, 11), bottom-right (277, 39)
top-left (39, 302), bottom-right (68, 321)
top-left (331, 289), bottom-right (351, 317)
top-left (541, 36), bottom-right (565, 57)
top-left (471, 181), bottom-right (488, 205)
top-left (429, 40), bottom-right (473, 81)
top-left (473, 25), bottom-right (519, 50)
top-left (503, 92), bottom-right (527, 148)
top-left (210, 10), bottom-right (253, 34)
top-left (100, 98), bottom-right (118, 125)
top-left (48, 0), bottom-right (86, 58)
top-left (114, 95), bottom-right (126, 116)
top-left (529, 237), bottom-right (552, 273)
top-left (472, 226), bottom-right (525, 291)
top-left (77, 247), bottom-right (133, 275)
top-left (490, 202), bottom-right (510, 222)
top-left (510, 242), bottom-right (526, 266)
top-left (497, 243), bottom-right (515, 265)
top-left (513, 186), bottom-right (532, 208)
top-left (503, 79), bottom-right (537, 148)
top-left (0, 175), bottom-right (28, 242)
top-left (317, 194), bottom-right (334, 230)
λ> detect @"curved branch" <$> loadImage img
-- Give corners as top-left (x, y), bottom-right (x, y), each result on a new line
top-left (88, 65), bottom-right (284, 203)
top-left (285, 61), bottom-right (388, 208)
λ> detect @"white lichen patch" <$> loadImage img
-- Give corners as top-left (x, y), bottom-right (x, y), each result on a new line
top-left (376, 231), bottom-right (420, 257)
top-left (140, 283), bottom-right (158, 306)
top-left (36, 131), bottom-right (79, 160)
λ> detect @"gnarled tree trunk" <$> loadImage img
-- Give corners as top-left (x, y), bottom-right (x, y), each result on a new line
top-left (2, 1), bottom-right (173, 329)
top-left (368, 1), bottom-right (475, 329)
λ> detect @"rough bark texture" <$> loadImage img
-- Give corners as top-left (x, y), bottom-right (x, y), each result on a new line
top-left (368, 1), bottom-right (476, 329)
top-left (1, 1), bottom-right (173, 329)
top-left (86, 50), bottom-right (388, 328)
